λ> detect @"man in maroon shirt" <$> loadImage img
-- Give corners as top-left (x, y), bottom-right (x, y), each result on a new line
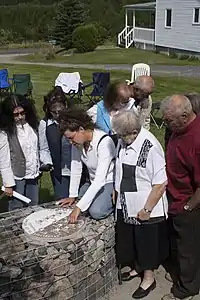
top-left (161, 94), bottom-right (200, 300)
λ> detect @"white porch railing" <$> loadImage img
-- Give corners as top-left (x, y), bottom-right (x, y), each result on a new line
top-left (134, 27), bottom-right (155, 44)
top-left (126, 28), bottom-right (134, 48)
top-left (118, 26), bottom-right (132, 46)
top-left (118, 26), bottom-right (155, 48)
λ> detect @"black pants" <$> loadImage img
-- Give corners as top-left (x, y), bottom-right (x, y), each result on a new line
top-left (168, 209), bottom-right (200, 299)
top-left (115, 210), bottom-right (169, 272)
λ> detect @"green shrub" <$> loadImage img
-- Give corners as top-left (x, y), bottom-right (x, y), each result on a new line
top-left (169, 50), bottom-right (178, 59)
top-left (0, 29), bottom-right (14, 45)
top-left (45, 48), bottom-right (56, 60)
top-left (72, 24), bottom-right (100, 53)
top-left (188, 55), bottom-right (199, 61)
top-left (92, 23), bottom-right (108, 44)
top-left (178, 54), bottom-right (190, 60)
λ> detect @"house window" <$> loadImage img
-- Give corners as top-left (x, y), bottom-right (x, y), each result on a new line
top-left (165, 9), bottom-right (172, 28)
top-left (193, 8), bottom-right (200, 24)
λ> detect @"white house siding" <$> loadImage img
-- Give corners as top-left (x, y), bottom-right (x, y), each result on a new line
top-left (155, 0), bottom-right (200, 53)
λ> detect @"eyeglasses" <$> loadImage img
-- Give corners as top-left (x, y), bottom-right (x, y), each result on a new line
top-left (50, 109), bottom-right (62, 115)
top-left (13, 111), bottom-right (25, 117)
top-left (117, 132), bottom-right (134, 138)
top-left (66, 132), bottom-right (77, 141)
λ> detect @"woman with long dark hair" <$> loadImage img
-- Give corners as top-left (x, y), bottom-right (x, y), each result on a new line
top-left (0, 94), bottom-right (40, 210)
top-left (38, 86), bottom-right (72, 200)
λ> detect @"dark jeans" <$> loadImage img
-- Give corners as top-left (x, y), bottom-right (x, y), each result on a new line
top-left (79, 182), bottom-right (113, 220)
top-left (9, 178), bottom-right (39, 211)
top-left (50, 171), bottom-right (70, 200)
top-left (168, 209), bottom-right (200, 299)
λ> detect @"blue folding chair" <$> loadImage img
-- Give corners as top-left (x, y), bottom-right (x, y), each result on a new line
top-left (0, 69), bottom-right (11, 90)
top-left (0, 69), bottom-right (12, 101)
top-left (84, 72), bottom-right (110, 107)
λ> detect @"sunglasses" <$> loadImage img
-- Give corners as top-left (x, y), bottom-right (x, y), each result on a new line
top-left (13, 111), bottom-right (25, 117)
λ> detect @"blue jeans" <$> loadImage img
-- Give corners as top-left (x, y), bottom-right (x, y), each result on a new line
top-left (79, 182), bottom-right (114, 220)
top-left (9, 178), bottom-right (39, 211)
top-left (50, 172), bottom-right (70, 200)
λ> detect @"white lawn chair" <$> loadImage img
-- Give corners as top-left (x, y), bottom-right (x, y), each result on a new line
top-left (126, 63), bottom-right (150, 84)
top-left (55, 72), bottom-right (84, 101)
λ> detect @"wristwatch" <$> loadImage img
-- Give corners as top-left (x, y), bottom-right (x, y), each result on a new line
top-left (144, 208), bottom-right (152, 214)
top-left (183, 203), bottom-right (192, 211)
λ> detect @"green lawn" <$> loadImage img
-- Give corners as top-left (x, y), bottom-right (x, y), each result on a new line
top-left (1, 63), bottom-right (200, 212)
top-left (18, 48), bottom-right (200, 66)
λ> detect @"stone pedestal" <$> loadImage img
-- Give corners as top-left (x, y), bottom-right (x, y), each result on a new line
top-left (0, 203), bottom-right (117, 300)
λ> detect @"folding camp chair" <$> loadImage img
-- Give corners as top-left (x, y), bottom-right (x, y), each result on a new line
top-left (151, 101), bottom-right (164, 129)
top-left (12, 74), bottom-right (33, 99)
top-left (55, 72), bottom-right (84, 103)
top-left (0, 69), bottom-right (12, 97)
top-left (126, 63), bottom-right (150, 84)
top-left (84, 72), bottom-right (110, 107)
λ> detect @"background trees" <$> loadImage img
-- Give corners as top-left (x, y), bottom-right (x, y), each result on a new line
top-left (0, 0), bottom-right (153, 45)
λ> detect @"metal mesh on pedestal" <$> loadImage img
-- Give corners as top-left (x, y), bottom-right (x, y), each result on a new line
top-left (0, 203), bottom-right (118, 300)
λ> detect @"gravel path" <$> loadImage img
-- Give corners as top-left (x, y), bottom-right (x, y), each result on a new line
top-left (1, 54), bottom-right (200, 77)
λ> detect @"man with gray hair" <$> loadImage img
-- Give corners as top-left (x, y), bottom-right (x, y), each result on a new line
top-left (129, 75), bottom-right (154, 130)
top-left (160, 94), bottom-right (200, 300)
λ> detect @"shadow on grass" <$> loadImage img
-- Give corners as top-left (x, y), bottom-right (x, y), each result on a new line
top-left (39, 187), bottom-right (54, 205)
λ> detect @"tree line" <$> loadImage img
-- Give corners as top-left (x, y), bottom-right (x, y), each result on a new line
top-left (0, 0), bottom-right (153, 44)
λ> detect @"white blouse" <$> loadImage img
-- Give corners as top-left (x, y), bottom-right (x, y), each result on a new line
top-left (15, 123), bottom-right (40, 180)
top-left (69, 129), bottom-right (116, 212)
top-left (0, 132), bottom-right (15, 187)
top-left (115, 127), bottom-right (168, 218)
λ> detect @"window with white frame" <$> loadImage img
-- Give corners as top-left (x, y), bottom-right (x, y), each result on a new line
top-left (165, 9), bottom-right (172, 28)
top-left (193, 8), bottom-right (200, 24)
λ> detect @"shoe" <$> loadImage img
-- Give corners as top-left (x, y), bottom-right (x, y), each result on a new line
top-left (165, 273), bottom-right (173, 283)
top-left (132, 280), bottom-right (156, 299)
top-left (121, 271), bottom-right (139, 281)
top-left (161, 293), bottom-right (193, 300)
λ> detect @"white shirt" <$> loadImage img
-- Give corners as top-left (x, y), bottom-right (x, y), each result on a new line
top-left (69, 129), bottom-right (116, 212)
top-left (115, 127), bottom-right (168, 218)
top-left (0, 132), bottom-right (15, 187)
top-left (15, 123), bottom-right (40, 180)
top-left (38, 119), bottom-right (71, 176)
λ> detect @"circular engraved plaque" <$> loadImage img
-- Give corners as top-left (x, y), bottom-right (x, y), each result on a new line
top-left (22, 208), bottom-right (86, 244)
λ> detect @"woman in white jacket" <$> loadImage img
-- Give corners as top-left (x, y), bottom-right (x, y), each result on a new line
top-left (58, 108), bottom-right (115, 223)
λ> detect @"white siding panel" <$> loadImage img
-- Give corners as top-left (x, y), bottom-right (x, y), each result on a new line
top-left (155, 0), bottom-right (200, 52)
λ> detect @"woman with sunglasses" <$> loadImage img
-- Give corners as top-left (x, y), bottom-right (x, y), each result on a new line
top-left (0, 94), bottom-right (40, 211)
top-left (58, 108), bottom-right (115, 223)
top-left (38, 86), bottom-right (72, 200)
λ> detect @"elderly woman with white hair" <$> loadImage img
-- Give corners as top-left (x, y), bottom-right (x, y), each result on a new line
top-left (112, 110), bottom-right (169, 299)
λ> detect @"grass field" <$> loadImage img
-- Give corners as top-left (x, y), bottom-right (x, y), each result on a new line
top-left (1, 63), bottom-right (200, 212)
top-left (18, 48), bottom-right (200, 66)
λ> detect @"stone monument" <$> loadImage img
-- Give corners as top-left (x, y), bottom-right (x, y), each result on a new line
top-left (22, 207), bottom-right (86, 244)
top-left (0, 202), bottom-right (118, 300)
